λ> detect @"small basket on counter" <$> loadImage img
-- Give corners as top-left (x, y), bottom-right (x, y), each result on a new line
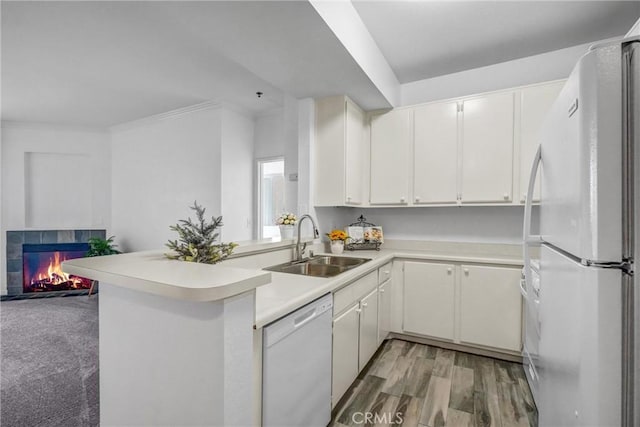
top-left (345, 215), bottom-right (383, 251)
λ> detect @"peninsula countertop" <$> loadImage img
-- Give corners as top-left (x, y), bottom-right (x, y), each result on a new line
top-left (62, 238), bottom-right (526, 327)
top-left (62, 250), bottom-right (271, 302)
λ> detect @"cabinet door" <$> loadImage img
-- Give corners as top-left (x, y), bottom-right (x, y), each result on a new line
top-left (370, 109), bottom-right (412, 204)
top-left (519, 81), bottom-right (564, 203)
top-left (358, 288), bottom-right (379, 371)
top-left (345, 100), bottom-right (365, 205)
top-left (403, 261), bottom-right (455, 340)
top-left (460, 265), bottom-right (522, 351)
top-left (378, 280), bottom-right (392, 345)
top-left (315, 96), bottom-right (346, 206)
top-left (332, 303), bottom-right (360, 408)
top-left (461, 92), bottom-right (515, 203)
top-left (414, 102), bottom-right (459, 204)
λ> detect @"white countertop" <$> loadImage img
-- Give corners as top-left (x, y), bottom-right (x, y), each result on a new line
top-left (62, 238), bottom-right (525, 325)
top-left (255, 247), bottom-right (524, 328)
top-left (62, 250), bottom-right (271, 302)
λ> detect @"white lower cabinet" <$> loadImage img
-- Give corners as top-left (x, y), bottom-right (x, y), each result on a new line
top-left (459, 265), bottom-right (523, 351)
top-left (358, 288), bottom-right (379, 370)
top-left (403, 261), bottom-right (455, 340)
top-left (402, 261), bottom-right (522, 353)
top-left (331, 303), bottom-right (360, 409)
top-left (377, 279), bottom-right (392, 345)
top-left (331, 272), bottom-right (379, 408)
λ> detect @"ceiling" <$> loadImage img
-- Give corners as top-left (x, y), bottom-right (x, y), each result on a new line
top-left (2, 1), bottom-right (638, 128)
top-left (1, 1), bottom-right (387, 128)
top-left (353, 1), bottom-right (639, 83)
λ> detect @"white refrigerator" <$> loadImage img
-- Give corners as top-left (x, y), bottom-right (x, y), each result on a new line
top-left (523, 37), bottom-right (639, 426)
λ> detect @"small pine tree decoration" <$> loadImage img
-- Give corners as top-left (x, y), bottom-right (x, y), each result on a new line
top-left (165, 201), bottom-right (237, 264)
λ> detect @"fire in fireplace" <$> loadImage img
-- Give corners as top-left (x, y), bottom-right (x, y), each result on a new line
top-left (22, 243), bottom-right (92, 293)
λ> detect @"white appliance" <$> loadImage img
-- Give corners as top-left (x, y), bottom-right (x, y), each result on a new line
top-left (523, 37), bottom-right (639, 426)
top-left (262, 293), bottom-right (333, 427)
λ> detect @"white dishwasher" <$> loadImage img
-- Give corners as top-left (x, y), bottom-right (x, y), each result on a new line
top-left (262, 293), bottom-right (333, 427)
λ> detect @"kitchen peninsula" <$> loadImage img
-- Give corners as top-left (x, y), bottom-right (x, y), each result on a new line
top-left (62, 250), bottom-right (271, 427)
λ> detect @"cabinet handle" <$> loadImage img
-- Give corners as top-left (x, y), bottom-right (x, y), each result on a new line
top-left (347, 196), bottom-right (352, 202)
top-left (400, 196), bottom-right (406, 203)
top-left (355, 308), bottom-right (362, 313)
top-left (415, 196), bottom-right (420, 202)
top-left (362, 302), bottom-right (368, 308)
top-left (379, 289), bottom-right (385, 293)
top-left (447, 267), bottom-right (452, 274)
top-left (383, 270), bottom-right (390, 275)
top-left (503, 193), bottom-right (509, 200)
top-left (464, 268), bottom-right (469, 275)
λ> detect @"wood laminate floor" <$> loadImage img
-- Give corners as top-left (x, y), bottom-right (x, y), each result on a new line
top-left (330, 339), bottom-right (537, 427)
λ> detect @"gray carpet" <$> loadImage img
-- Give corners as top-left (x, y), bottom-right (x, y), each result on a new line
top-left (1, 295), bottom-right (99, 426)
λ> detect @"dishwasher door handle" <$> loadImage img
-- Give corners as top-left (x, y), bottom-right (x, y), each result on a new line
top-left (294, 307), bottom-right (317, 328)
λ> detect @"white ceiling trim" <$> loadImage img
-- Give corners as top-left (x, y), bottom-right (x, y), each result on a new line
top-left (309, 0), bottom-right (400, 107)
top-left (109, 100), bottom-right (223, 134)
top-left (0, 120), bottom-right (109, 134)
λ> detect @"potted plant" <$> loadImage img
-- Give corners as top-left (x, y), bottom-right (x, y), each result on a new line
top-left (87, 236), bottom-right (122, 257)
top-left (326, 229), bottom-right (349, 254)
top-left (85, 236), bottom-right (122, 296)
top-left (166, 201), bottom-right (237, 264)
top-left (276, 212), bottom-right (297, 240)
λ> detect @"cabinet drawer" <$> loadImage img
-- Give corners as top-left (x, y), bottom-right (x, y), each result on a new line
top-left (378, 262), bottom-right (392, 284)
top-left (333, 271), bottom-right (377, 316)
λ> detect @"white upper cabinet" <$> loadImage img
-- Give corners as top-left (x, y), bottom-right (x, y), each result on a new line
top-left (461, 92), bottom-right (515, 203)
top-left (345, 101), bottom-right (365, 205)
top-left (317, 80), bottom-right (563, 207)
top-left (413, 102), bottom-right (459, 204)
top-left (370, 109), bottom-right (412, 205)
top-left (519, 81), bottom-right (565, 203)
top-left (314, 96), bottom-right (365, 206)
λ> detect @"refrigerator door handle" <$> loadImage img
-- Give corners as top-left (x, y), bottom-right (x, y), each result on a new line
top-left (523, 145), bottom-right (542, 293)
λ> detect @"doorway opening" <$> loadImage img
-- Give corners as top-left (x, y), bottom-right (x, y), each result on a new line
top-left (257, 158), bottom-right (285, 239)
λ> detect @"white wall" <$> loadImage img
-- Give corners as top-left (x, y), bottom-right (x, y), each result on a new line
top-left (282, 95), bottom-right (299, 214)
top-left (400, 41), bottom-right (595, 106)
top-left (221, 109), bottom-right (254, 241)
top-left (0, 122), bottom-right (111, 294)
top-left (316, 206), bottom-right (535, 245)
top-left (296, 98), bottom-right (317, 238)
top-left (111, 108), bottom-right (223, 252)
top-left (111, 106), bottom-right (256, 252)
top-left (254, 110), bottom-right (284, 160)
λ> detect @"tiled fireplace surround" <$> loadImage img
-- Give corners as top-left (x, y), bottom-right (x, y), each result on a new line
top-left (6, 229), bottom-right (106, 296)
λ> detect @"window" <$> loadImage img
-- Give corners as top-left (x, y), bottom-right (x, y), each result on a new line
top-left (258, 158), bottom-right (285, 239)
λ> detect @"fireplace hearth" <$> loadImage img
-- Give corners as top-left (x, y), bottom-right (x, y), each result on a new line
top-left (5, 229), bottom-right (106, 300)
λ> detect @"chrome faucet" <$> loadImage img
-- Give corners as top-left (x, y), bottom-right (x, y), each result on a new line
top-left (296, 214), bottom-right (319, 261)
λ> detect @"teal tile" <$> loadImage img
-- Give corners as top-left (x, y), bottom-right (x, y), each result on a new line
top-left (7, 259), bottom-right (22, 273)
top-left (24, 231), bottom-right (42, 244)
top-left (7, 232), bottom-right (23, 244)
top-left (42, 231), bottom-right (58, 243)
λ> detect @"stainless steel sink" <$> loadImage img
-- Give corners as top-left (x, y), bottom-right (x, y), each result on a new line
top-left (308, 255), bottom-right (370, 268)
top-left (264, 255), bottom-right (371, 278)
